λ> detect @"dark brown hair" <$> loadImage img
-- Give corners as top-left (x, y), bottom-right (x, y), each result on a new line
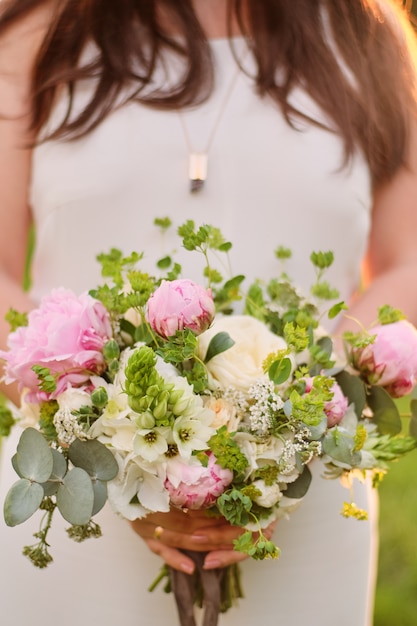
top-left (1, 0), bottom-right (416, 187)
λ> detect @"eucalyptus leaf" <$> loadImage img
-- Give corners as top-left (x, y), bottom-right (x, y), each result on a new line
top-left (409, 415), bottom-right (417, 439)
top-left (316, 336), bottom-right (333, 357)
top-left (367, 386), bottom-right (402, 435)
top-left (11, 453), bottom-right (23, 478)
top-left (15, 428), bottom-right (54, 483)
top-left (68, 438), bottom-right (118, 481)
top-left (204, 331), bottom-right (235, 363)
top-left (322, 429), bottom-right (362, 466)
top-left (306, 416), bottom-right (328, 441)
top-left (56, 467), bottom-right (94, 525)
top-left (410, 398), bottom-right (417, 420)
top-left (268, 358), bottom-right (292, 385)
top-left (4, 479), bottom-right (44, 526)
top-left (41, 449), bottom-right (68, 496)
top-left (284, 465), bottom-right (312, 499)
top-left (92, 479), bottom-right (108, 516)
top-left (335, 370), bottom-right (366, 418)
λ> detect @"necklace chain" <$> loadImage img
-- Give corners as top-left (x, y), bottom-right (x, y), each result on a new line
top-left (178, 46), bottom-right (249, 193)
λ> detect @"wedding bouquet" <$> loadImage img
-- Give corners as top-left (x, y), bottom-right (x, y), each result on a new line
top-left (1, 220), bottom-right (417, 625)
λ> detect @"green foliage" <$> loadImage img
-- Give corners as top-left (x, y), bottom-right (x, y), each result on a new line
top-left (284, 465), bottom-right (312, 499)
top-left (217, 488), bottom-right (252, 526)
top-left (154, 216), bottom-right (172, 231)
top-left (3, 426), bottom-right (120, 567)
top-left (233, 530), bottom-right (280, 560)
top-left (284, 322), bottom-right (309, 352)
top-left (0, 400), bottom-right (15, 437)
top-left (367, 386), bottom-right (402, 435)
top-left (310, 251), bottom-right (334, 270)
top-left (32, 365), bottom-right (57, 394)
top-left (377, 304), bottom-right (405, 325)
top-left (274, 246), bottom-right (292, 260)
top-left (156, 329), bottom-right (198, 364)
top-left (209, 427), bottom-right (249, 476)
top-left (204, 331), bottom-right (235, 363)
top-left (244, 282), bottom-right (265, 320)
top-left (268, 355), bottom-right (292, 385)
top-left (5, 307), bottom-right (28, 331)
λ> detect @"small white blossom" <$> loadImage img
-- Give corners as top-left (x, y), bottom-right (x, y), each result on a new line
top-left (133, 427), bottom-right (169, 463)
top-left (53, 406), bottom-right (89, 445)
top-left (247, 379), bottom-right (284, 435)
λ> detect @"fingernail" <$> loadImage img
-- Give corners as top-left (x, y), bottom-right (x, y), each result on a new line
top-left (181, 562), bottom-right (194, 574)
top-left (203, 558), bottom-right (221, 570)
top-left (191, 534), bottom-right (208, 543)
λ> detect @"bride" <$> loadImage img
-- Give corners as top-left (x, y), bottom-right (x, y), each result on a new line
top-left (1, 1), bottom-right (417, 624)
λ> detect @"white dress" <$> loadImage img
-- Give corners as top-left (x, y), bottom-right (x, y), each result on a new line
top-left (0, 39), bottom-right (377, 625)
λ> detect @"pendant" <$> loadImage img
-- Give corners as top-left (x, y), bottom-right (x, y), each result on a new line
top-left (189, 153), bottom-right (207, 193)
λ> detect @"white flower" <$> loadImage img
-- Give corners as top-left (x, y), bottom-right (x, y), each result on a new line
top-left (252, 479), bottom-right (282, 508)
top-left (108, 453), bottom-right (170, 519)
top-left (197, 315), bottom-right (288, 394)
top-left (19, 390), bottom-right (40, 427)
top-left (233, 432), bottom-right (286, 479)
top-left (54, 406), bottom-right (88, 445)
top-left (57, 386), bottom-right (92, 412)
top-left (88, 378), bottom-right (135, 450)
top-left (133, 427), bottom-right (169, 462)
top-left (172, 413), bottom-right (215, 458)
top-left (203, 395), bottom-right (240, 431)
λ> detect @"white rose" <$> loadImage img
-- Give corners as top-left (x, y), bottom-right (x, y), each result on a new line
top-left (252, 479), bottom-right (282, 508)
top-left (197, 315), bottom-right (287, 394)
top-left (203, 396), bottom-right (240, 431)
top-left (57, 386), bottom-right (92, 411)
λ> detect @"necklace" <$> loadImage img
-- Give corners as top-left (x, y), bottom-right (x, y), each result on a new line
top-left (178, 46), bottom-right (248, 193)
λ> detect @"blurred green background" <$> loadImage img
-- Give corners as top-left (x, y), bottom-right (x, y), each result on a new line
top-left (374, 6), bottom-right (417, 625)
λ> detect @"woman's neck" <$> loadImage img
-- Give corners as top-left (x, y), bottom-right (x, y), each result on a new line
top-left (192, 0), bottom-right (234, 38)
top-left (160, 0), bottom-right (244, 39)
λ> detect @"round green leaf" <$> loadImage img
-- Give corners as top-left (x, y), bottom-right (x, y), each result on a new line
top-left (204, 332), bottom-right (235, 363)
top-left (335, 370), bottom-right (366, 418)
top-left (41, 449), bottom-right (68, 496)
top-left (306, 416), bottom-right (328, 441)
top-left (56, 467), bottom-right (94, 525)
top-left (11, 453), bottom-right (23, 478)
top-left (367, 386), bottom-right (402, 435)
top-left (4, 479), bottom-right (44, 526)
top-left (92, 479), bottom-right (108, 516)
top-left (322, 429), bottom-right (362, 466)
top-left (68, 438), bottom-right (119, 481)
top-left (284, 465), bottom-right (312, 499)
top-left (15, 428), bottom-right (53, 483)
top-left (269, 357), bottom-right (292, 385)
top-left (410, 415), bottom-right (417, 439)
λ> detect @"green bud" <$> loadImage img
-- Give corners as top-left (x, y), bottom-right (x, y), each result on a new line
top-left (146, 384), bottom-right (160, 398)
top-left (153, 398), bottom-right (168, 421)
top-left (135, 411), bottom-right (155, 429)
top-left (91, 386), bottom-right (108, 409)
top-left (103, 339), bottom-right (120, 361)
top-left (108, 359), bottom-right (120, 375)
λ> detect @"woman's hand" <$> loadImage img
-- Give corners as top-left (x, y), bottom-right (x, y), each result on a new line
top-left (129, 508), bottom-right (277, 574)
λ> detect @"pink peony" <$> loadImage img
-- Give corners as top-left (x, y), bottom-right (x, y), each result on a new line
top-left (146, 279), bottom-right (215, 339)
top-left (165, 453), bottom-right (233, 510)
top-left (304, 377), bottom-right (348, 428)
top-left (324, 382), bottom-right (349, 427)
top-left (0, 288), bottom-right (112, 402)
top-left (350, 320), bottom-right (417, 398)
